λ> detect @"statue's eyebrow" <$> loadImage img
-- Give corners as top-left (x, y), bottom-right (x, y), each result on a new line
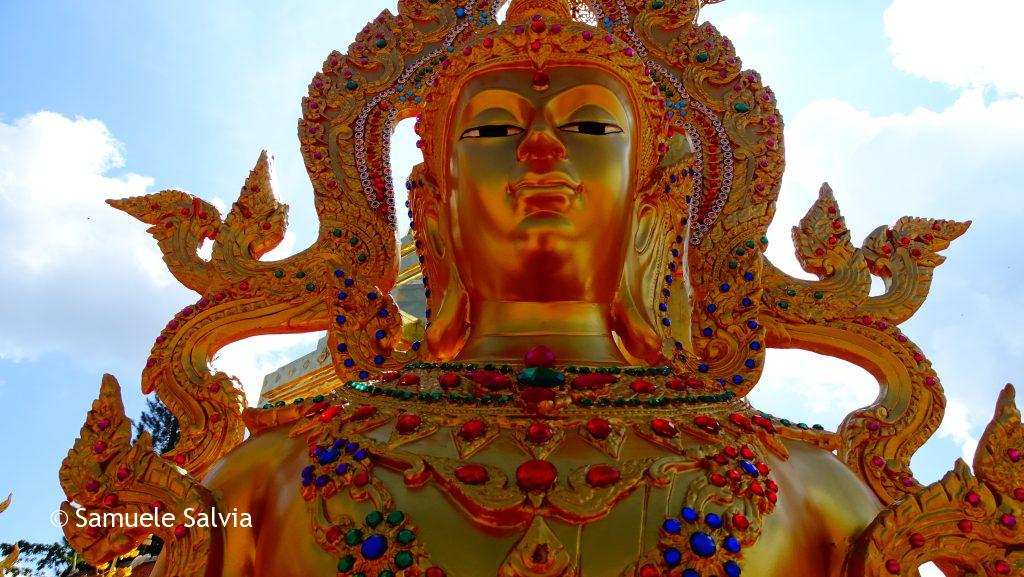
top-left (546, 84), bottom-right (630, 127)
top-left (458, 89), bottom-right (532, 128)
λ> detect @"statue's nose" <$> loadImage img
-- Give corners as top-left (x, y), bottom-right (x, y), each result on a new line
top-left (516, 126), bottom-right (567, 172)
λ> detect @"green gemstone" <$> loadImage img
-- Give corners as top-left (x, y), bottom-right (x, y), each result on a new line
top-left (349, 236), bottom-right (359, 246)
top-left (313, 395), bottom-right (325, 402)
top-left (785, 289), bottom-right (796, 296)
top-left (516, 367), bottom-right (565, 388)
top-left (306, 283), bottom-right (315, 292)
top-left (499, 364), bottom-right (511, 373)
top-left (734, 103), bottom-right (751, 113)
top-left (579, 398), bottom-right (594, 407)
top-left (397, 529), bottom-right (416, 545)
top-left (333, 229), bottom-right (343, 237)
top-left (760, 236), bottom-right (769, 244)
top-left (365, 511), bottom-right (384, 527)
top-left (379, 571), bottom-right (395, 577)
top-left (358, 253), bottom-right (368, 262)
top-left (262, 403), bottom-right (273, 409)
top-left (292, 397), bottom-right (303, 404)
top-left (735, 248), bottom-right (746, 256)
top-left (345, 529), bottom-right (364, 546)
top-left (696, 52), bottom-right (709, 63)
top-left (498, 395), bottom-right (512, 404)
top-left (745, 240), bottom-right (755, 248)
top-left (346, 80), bottom-right (358, 90)
top-left (779, 301), bottom-right (789, 309)
top-left (651, 0), bottom-right (664, 8)
top-left (466, 363), bottom-right (478, 370)
top-left (274, 270), bottom-right (284, 278)
top-left (394, 551), bottom-right (414, 569)
top-left (375, 39), bottom-right (387, 48)
top-left (728, 262), bottom-right (738, 269)
top-left (337, 555), bottom-right (356, 573)
top-left (274, 400), bottom-right (285, 407)
top-left (813, 291), bottom-right (824, 299)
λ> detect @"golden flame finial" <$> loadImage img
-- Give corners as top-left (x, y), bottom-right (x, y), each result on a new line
top-left (505, 0), bottom-right (572, 21)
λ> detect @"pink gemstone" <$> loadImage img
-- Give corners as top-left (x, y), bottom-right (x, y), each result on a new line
top-left (85, 480), bottom-right (100, 492)
top-left (871, 456), bottom-right (885, 467)
top-left (625, 48), bottom-right (634, 57)
top-left (524, 345), bottom-right (556, 368)
top-left (93, 442), bottom-right (107, 454)
top-left (867, 421), bottom-right (880, 431)
top-left (582, 30), bottom-right (593, 41)
top-left (1009, 448), bottom-right (1022, 462)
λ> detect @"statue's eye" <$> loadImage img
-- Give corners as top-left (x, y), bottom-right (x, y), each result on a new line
top-left (460, 125), bottom-right (526, 139)
top-left (560, 122), bottom-right (623, 135)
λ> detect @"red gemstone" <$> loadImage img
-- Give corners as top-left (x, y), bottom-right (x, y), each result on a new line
top-left (398, 374), bottom-right (421, 387)
top-left (966, 491), bottom-right (981, 506)
top-left (396, 414), bottom-right (422, 434)
top-left (1014, 487), bottom-right (1024, 501)
top-left (885, 559), bottom-right (900, 574)
top-left (665, 379), bottom-right (690, 391)
top-left (151, 500), bottom-right (165, 511)
top-left (174, 455), bottom-right (186, 465)
top-left (173, 524), bottom-right (188, 538)
top-left (526, 423), bottom-right (553, 444)
top-left (459, 419), bottom-right (487, 441)
top-left (724, 446), bottom-right (739, 458)
top-left (426, 567), bottom-right (446, 577)
top-left (115, 467), bottom-right (130, 481)
top-left (318, 405), bottom-right (342, 422)
top-left (524, 345), bottom-right (556, 368)
top-left (710, 473), bottom-right (727, 487)
top-left (454, 464), bottom-right (489, 485)
top-left (585, 466), bottom-right (621, 488)
top-left (714, 454), bottom-right (729, 465)
top-left (438, 373), bottom-right (461, 388)
top-left (732, 513), bottom-right (750, 529)
top-left (353, 473), bottom-right (370, 486)
top-left (994, 560), bottom-right (1011, 575)
top-left (1000, 513), bottom-right (1017, 528)
top-left (103, 494), bottom-right (118, 507)
top-left (757, 463), bottom-right (771, 476)
top-left (85, 480), bottom-right (100, 492)
top-left (1008, 448), bottom-right (1022, 462)
top-left (908, 532), bottom-right (925, 547)
top-left (381, 370), bottom-right (401, 381)
top-left (585, 418), bottom-right (612, 440)
top-left (304, 401), bottom-right (329, 418)
top-left (352, 405), bottom-right (378, 420)
top-left (729, 412), bottom-right (752, 431)
top-left (695, 415), bottom-right (721, 433)
top-left (651, 418), bottom-right (677, 437)
top-left (750, 481), bottom-right (764, 495)
top-left (530, 19), bottom-right (546, 33)
top-left (522, 388), bottom-right (557, 404)
top-left (766, 491), bottom-right (777, 503)
top-left (92, 441), bottom-right (107, 454)
top-left (572, 373), bottom-right (616, 391)
top-left (630, 380), bottom-right (656, 394)
top-left (516, 460), bottom-right (557, 492)
top-left (957, 519), bottom-right (973, 533)
top-left (325, 525), bottom-right (342, 543)
top-left (727, 469), bottom-right (740, 481)
top-left (639, 563), bottom-right (661, 577)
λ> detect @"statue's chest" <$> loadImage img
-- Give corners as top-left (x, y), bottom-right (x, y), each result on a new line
top-left (289, 400), bottom-right (786, 577)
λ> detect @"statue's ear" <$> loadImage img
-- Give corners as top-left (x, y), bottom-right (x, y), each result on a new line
top-left (408, 165), bottom-right (469, 361)
top-left (612, 192), bottom-right (672, 364)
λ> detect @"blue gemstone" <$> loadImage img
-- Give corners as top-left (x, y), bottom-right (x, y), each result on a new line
top-left (720, 283), bottom-right (731, 292)
top-left (358, 370), bottom-right (369, 379)
top-left (318, 449), bottom-right (340, 465)
top-left (344, 278), bottom-right (354, 286)
top-left (740, 461), bottom-right (759, 476)
top-left (665, 275), bottom-right (674, 284)
top-left (690, 532), bottom-right (716, 557)
top-left (312, 447), bottom-right (324, 457)
top-left (379, 309), bottom-right (389, 318)
top-left (743, 272), bottom-right (754, 281)
top-left (663, 547), bottom-right (682, 567)
top-left (723, 536), bottom-right (741, 553)
top-left (334, 269), bottom-right (345, 277)
top-left (336, 315), bottom-right (347, 325)
top-left (663, 518), bottom-right (682, 534)
top-left (659, 303), bottom-right (668, 312)
top-left (373, 356), bottom-right (384, 365)
top-left (731, 375), bottom-right (743, 384)
top-left (749, 341), bottom-right (761, 351)
top-left (360, 534), bottom-right (388, 560)
top-left (301, 465), bottom-right (315, 477)
top-left (368, 292), bottom-right (377, 300)
top-left (343, 358), bottom-right (355, 368)
top-left (314, 475), bottom-right (330, 488)
top-left (345, 442), bottom-right (359, 453)
top-left (723, 560), bottom-right (742, 577)
top-left (662, 318), bottom-right (671, 326)
top-left (702, 328), bottom-right (713, 337)
top-left (353, 449), bottom-right (368, 461)
top-left (705, 513), bottom-right (723, 529)
top-left (698, 364), bottom-right (708, 373)
top-left (301, 476), bottom-right (313, 487)
top-left (741, 298), bottom-right (752, 307)
top-left (335, 463), bottom-right (350, 475)
top-left (337, 291), bottom-right (348, 300)
top-left (747, 320), bottom-right (758, 329)
top-left (337, 343), bottom-right (347, 352)
top-left (744, 359), bottom-right (756, 368)
top-left (454, 7), bottom-right (466, 18)
top-left (682, 570), bottom-right (700, 577)
top-left (707, 304), bottom-right (717, 312)
top-left (412, 341), bottom-right (422, 351)
top-left (681, 507), bottom-right (699, 523)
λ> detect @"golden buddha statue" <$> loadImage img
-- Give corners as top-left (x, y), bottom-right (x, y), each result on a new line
top-left (58, 1), bottom-right (1023, 576)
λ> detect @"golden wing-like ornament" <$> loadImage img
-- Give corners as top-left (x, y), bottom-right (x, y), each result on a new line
top-left (58, 375), bottom-right (216, 575)
top-left (845, 385), bottom-right (1023, 576)
top-left (762, 183), bottom-right (969, 505)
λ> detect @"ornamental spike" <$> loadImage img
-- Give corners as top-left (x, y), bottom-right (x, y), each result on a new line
top-left (505, 0), bottom-right (572, 21)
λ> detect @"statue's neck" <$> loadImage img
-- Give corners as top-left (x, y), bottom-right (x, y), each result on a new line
top-left (455, 300), bottom-right (627, 365)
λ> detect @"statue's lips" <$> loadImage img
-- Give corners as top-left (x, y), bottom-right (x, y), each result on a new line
top-left (512, 180), bottom-right (577, 223)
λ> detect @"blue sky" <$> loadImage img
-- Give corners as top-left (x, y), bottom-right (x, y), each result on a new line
top-left (1, 2), bottom-right (1022, 570)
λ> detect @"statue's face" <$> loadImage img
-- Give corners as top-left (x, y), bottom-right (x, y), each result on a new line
top-left (447, 65), bottom-right (636, 303)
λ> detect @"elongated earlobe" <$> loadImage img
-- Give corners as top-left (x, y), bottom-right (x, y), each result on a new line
top-left (408, 164), bottom-right (470, 360)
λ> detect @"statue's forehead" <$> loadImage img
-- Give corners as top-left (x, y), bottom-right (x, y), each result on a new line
top-left (453, 65), bottom-right (636, 123)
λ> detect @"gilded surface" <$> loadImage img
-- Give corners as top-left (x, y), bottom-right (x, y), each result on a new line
top-left (57, 0), bottom-right (1020, 575)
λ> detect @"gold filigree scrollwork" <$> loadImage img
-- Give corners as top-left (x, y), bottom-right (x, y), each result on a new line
top-left (58, 375), bottom-right (215, 576)
top-left (845, 385), bottom-right (1023, 576)
top-left (761, 184), bottom-right (968, 505)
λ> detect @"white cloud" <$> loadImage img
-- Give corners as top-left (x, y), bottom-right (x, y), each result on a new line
top-left (884, 0), bottom-right (1024, 96)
